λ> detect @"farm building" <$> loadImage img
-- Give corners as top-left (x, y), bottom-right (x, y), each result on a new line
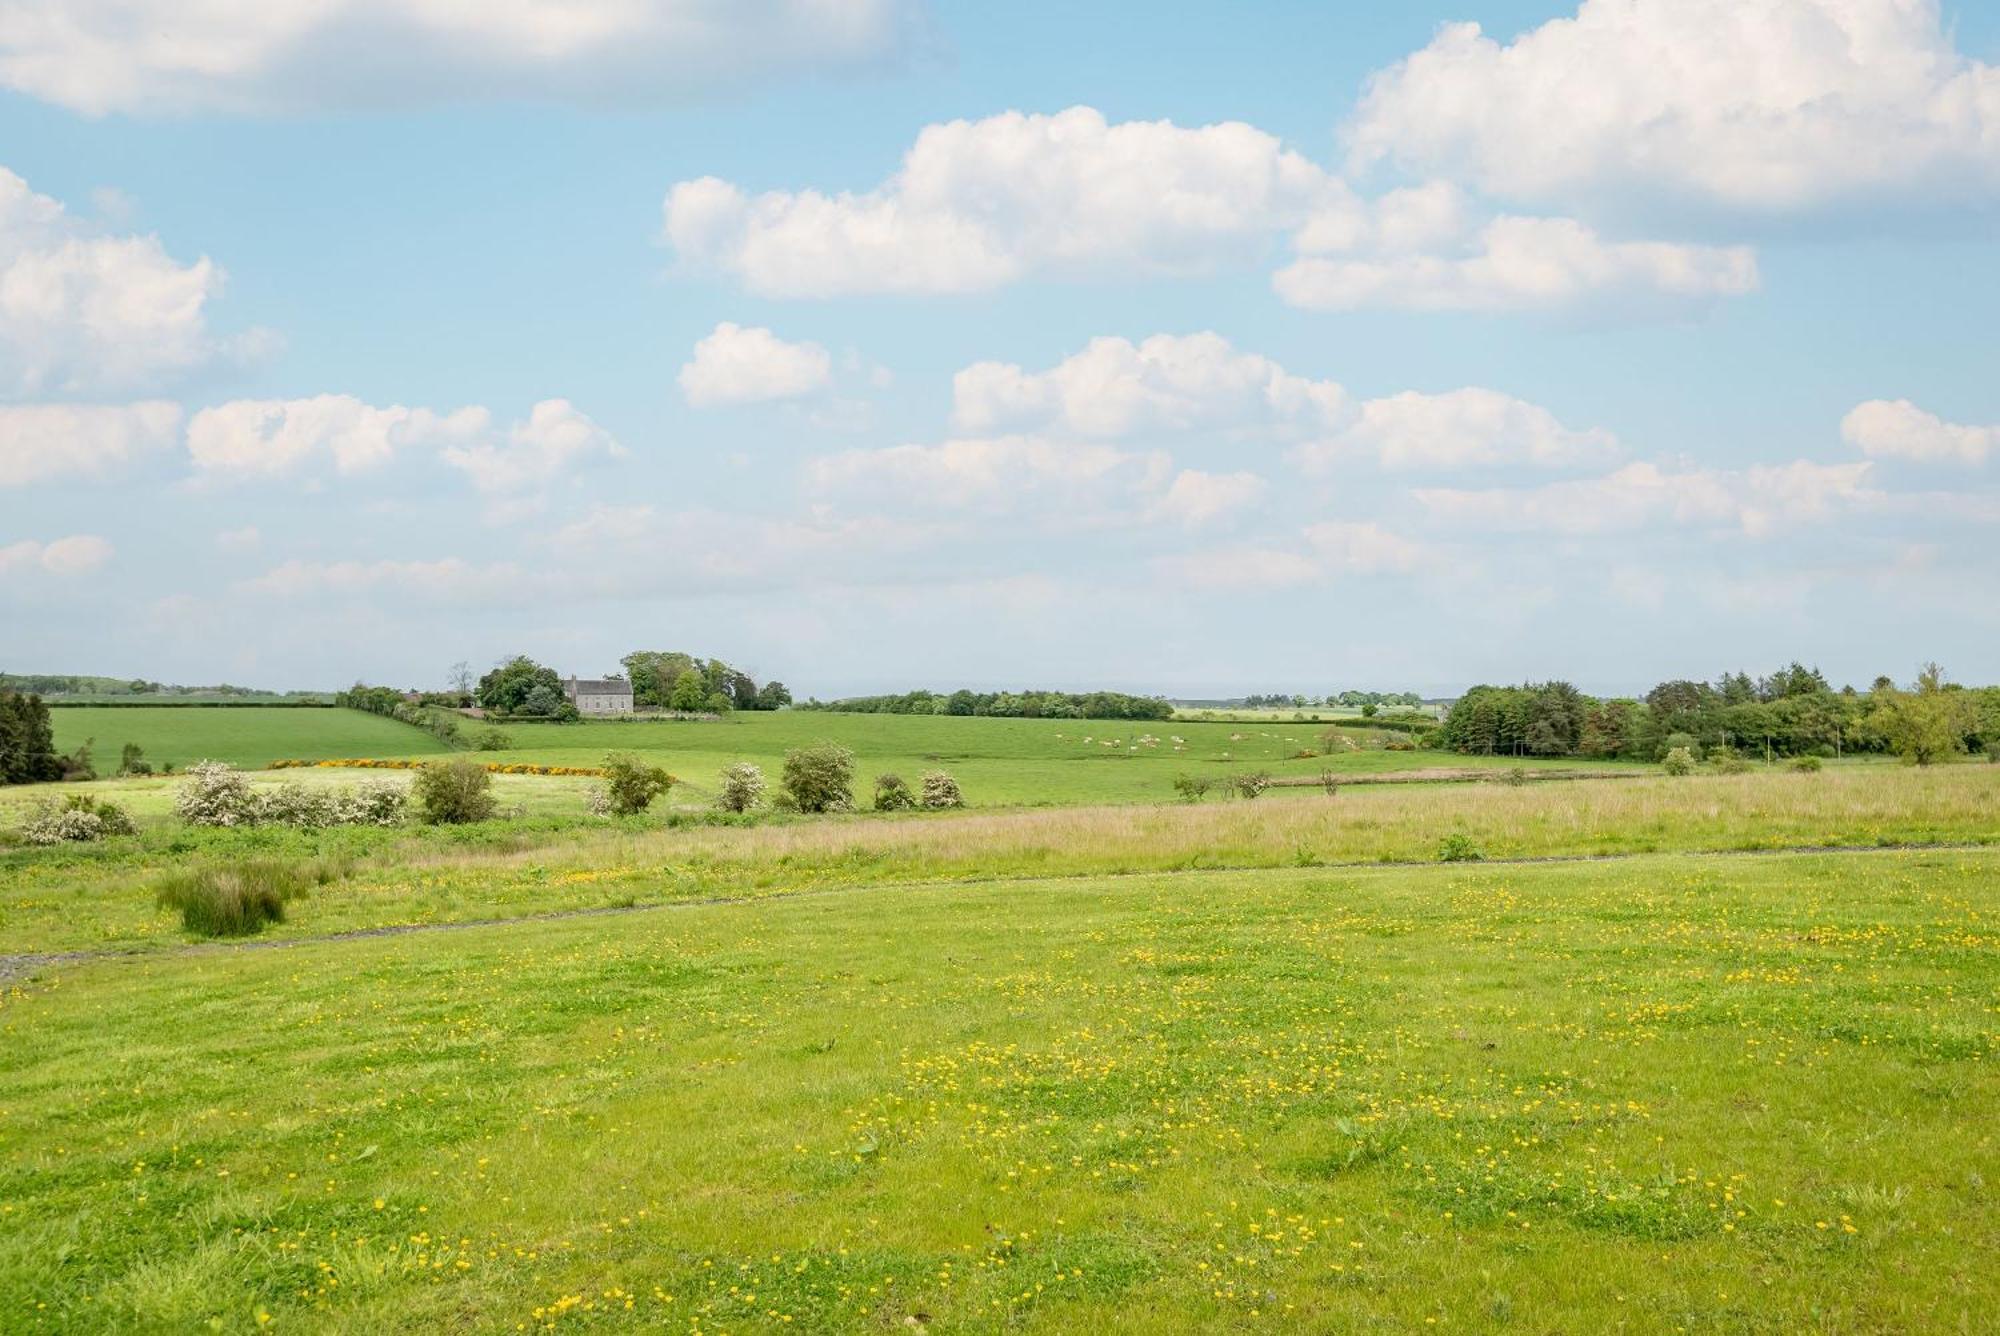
top-left (562, 676), bottom-right (634, 716)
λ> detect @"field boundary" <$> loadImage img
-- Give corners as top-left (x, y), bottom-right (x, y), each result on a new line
top-left (6, 837), bottom-right (1992, 985)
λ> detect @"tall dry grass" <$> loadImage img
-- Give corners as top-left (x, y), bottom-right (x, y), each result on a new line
top-left (402, 764), bottom-right (2000, 889)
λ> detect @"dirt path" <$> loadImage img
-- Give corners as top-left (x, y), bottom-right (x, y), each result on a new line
top-left (3, 839), bottom-right (1992, 986)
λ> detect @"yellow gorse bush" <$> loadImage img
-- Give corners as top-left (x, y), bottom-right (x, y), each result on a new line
top-left (268, 758), bottom-right (613, 778)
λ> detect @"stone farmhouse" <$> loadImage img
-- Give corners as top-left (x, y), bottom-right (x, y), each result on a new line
top-left (563, 675), bottom-right (634, 716)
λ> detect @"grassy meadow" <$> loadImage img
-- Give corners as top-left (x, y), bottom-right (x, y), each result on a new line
top-left (1, 845), bottom-right (1993, 1331)
top-left (50, 705), bottom-right (1631, 808)
top-left (3, 708), bottom-right (1996, 1331)
top-left (48, 707), bottom-right (454, 772)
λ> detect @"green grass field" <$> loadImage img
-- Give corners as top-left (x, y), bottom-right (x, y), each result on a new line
top-left (51, 705), bottom-right (1629, 807)
top-left (3, 724), bottom-right (1994, 1332)
top-left (1, 844), bottom-right (1992, 1331)
top-left (49, 707), bottom-right (454, 771)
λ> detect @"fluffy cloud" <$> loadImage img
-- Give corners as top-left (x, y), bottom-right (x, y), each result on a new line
top-left (1, 168), bottom-right (234, 394)
top-left (1842, 398), bottom-right (1996, 465)
top-left (952, 332), bottom-right (1345, 438)
top-left (438, 398), bottom-right (624, 494)
top-left (186, 394), bottom-right (487, 478)
top-left (0, 533), bottom-right (113, 576)
top-left (1148, 469), bottom-right (1268, 528)
top-left (679, 321), bottom-right (833, 407)
top-left (184, 394), bottom-right (620, 500)
top-left (665, 106), bottom-right (1330, 296)
top-left (1275, 213), bottom-right (1757, 312)
top-left (961, 331), bottom-right (1617, 478)
top-left (1346, 0), bottom-right (2000, 217)
top-left (0, 0), bottom-right (929, 115)
top-left (1293, 387), bottom-right (1620, 473)
top-left (1414, 459), bottom-right (1878, 537)
top-left (0, 400), bottom-right (181, 486)
top-left (665, 108), bottom-right (1762, 313)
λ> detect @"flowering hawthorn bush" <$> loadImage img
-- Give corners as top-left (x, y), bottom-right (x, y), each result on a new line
top-left (919, 771), bottom-right (965, 810)
top-left (715, 762), bottom-right (766, 812)
top-left (21, 794), bottom-right (137, 845)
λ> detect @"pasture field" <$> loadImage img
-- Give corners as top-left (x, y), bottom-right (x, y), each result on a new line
top-left (1, 844), bottom-right (1993, 1332)
top-left (48, 707), bottom-right (454, 772)
top-left (4, 766), bottom-right (1998, 955)
top-left (49, 704), bottom-right (1628, 807)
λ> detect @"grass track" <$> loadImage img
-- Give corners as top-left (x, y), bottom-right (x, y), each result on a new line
top-left (1, 847), bottom-right (1993, 1331)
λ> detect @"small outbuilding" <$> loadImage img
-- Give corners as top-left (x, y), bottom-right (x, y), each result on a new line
top-left (563, 675), bottom-right (634, 716)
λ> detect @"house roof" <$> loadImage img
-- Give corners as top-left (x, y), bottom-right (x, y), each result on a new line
top-left (564, 677), bottom-right (632, 696)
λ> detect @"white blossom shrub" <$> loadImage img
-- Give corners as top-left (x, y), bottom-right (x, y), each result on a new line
top-left (585, 786), bottom-right (615, 817)
top-left (175, 762), bottom-right (408, 829)
top-left (715, 762), bottom-right (766, 813)
top-left (333, 784), bottom-right (407, 826)
top-left (21, 795), bottom-right (137, 845)
top-left (175, 761), bottom-right (257, 827)
top-left (919, 771), bottom-right (964, 810)
top-left (251, 783), bottom-right (340, 829)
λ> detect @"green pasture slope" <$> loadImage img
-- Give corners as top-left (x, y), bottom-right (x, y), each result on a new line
top-left (1, 847), bottom-right (1992, 1331)
top-left (46, 705), bottom-right (1636, 806)
top-left (47, 706), bottom-right (454, 771)
top-left (474, 710), bottom-right (1631, 805)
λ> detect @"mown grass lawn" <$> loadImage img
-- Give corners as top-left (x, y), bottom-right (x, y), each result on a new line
top-left (1, 848), bottom-right (1994, 1332)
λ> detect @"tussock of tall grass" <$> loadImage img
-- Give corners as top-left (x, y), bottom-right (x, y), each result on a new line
top-left (155, 857), bottom-right (351, 937)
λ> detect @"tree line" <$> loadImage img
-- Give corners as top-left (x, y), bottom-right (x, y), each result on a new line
top-left (1438, 663), bottom-right (2000, 765)
top-left (799, 688), bottom-right (1174, 721)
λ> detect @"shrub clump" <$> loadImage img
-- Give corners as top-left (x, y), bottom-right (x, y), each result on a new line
top-left (1318, 771), bottom-right (1340, 797)
top-left (175, 760), bottom-right (257, 826)
top-left (920, 771), bottom-right (964, 810)
top-left (1790, 755), bottom-right (1824, 773)
top-left (1437, 832), bottom-right (1485, 863)
top-left (412, 759), bottom-right (498, 825)
top-left (21, 793), bottom-right (138, 845)
top-left (1172, 774), bottom-right (1212, 803)
top-left (155, 859), bottom-right (347, 938)
top-left (1708, 747), bottom-right (1752, 775)
top-left (596, 753), bottom-right (675, 816)
top-left (175, 762), bottom-right (406, 828)
top-left (715, 761), bottom-right (766, 812)
top-left (1232, 771), bottom-right (1272, 800)
top-left (1661, 746), bottom-right (1696, 777)
top-left (781, 744), bottom-right (855, 813)
top-left (873, 773), bottom-right (916, 811)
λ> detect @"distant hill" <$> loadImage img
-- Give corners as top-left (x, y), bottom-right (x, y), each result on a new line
top-left (1, 673), bottom-right (327, 703)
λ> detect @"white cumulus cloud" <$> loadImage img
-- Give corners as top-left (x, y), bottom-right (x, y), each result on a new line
top-left (439, 398), bottom-right (625, 494)
top-left (0, 0), bottom-right (930, 115)
top-left (1345, 0), bottom-right (2000, 218)
top-left (0, 533), bottom-right (113, 575)
top-left (952, 332), bottom-right (1346, 438)
top-left (1842, 398), bottom-right (1996, 465)
top-left (186, 394), bottom-right (488, 478)
top-left (1, 167), bottom-right (239, 394)
top-left (806, 435), bottom-right (1167, 514)
top-left (0, 400), bottom-right (182, 486)
top-left (1275, 213), bottom-right (1757, 312)
top-left (1148, 469), bottom-right (1268, 528)
top-left (679, 321), bottom-right (833, 407)
top-left (1293, 387), bottom-right (1621, 473)
top-left (664, 106), bottom-right (1331, 296)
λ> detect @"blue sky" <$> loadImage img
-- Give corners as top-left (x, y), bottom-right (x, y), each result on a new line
top-left (2, 0), bottom-right (1996, 697)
